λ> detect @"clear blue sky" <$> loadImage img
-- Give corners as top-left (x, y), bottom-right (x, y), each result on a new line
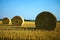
top-left (0, 0), bottom-right (60, 21)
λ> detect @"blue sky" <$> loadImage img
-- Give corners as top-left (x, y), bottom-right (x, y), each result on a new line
top-left (0, 0), bottom-right (60, 21)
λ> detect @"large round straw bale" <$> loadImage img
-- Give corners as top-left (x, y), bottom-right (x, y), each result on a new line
top-left (35, 11), bottom-right (57, 30)
top-left (11, 16), bottom-right (24, 26)
top-left (2, 17), bottom-right (11, 24)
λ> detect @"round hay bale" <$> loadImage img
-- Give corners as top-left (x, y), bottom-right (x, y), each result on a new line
top-left (2, 17), bottom-right (11, 24)
top-left (11, 16), bottom-right (24, 26)
top-left (35, 11), bottom-right (57, 30)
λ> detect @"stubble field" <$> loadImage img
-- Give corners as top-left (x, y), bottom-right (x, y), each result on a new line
top-left (0, 21), bottom-right (60, 40)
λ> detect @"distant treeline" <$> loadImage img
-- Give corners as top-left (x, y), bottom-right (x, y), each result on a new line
top-left (0, 19), bottom-right (2, 21)
top-left (58, 21), bottom-right (60, 22)
top-left (24, 19), bottom-right (35, 22)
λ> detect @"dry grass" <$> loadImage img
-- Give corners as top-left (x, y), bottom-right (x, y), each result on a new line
top-left (0, 21), bottom-right (2, 24)
top-left (0, 21), bottom-right (60, 40)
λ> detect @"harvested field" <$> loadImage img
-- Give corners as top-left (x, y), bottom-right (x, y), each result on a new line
top-left (0, 21), bottom-right (60, 40)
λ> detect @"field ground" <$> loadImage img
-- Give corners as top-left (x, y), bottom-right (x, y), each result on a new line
top-left (0, 21), bottom-right (60, 40)
top-left (0, 21), bottom-right (35, 28)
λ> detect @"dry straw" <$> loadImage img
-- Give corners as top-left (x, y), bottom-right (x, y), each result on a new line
top-left (2, 17), bottom-right (11, 24)
top-left (11, 16), bottom-right (24, 26)
top-left (35, 11), bottom-right (57, 30)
